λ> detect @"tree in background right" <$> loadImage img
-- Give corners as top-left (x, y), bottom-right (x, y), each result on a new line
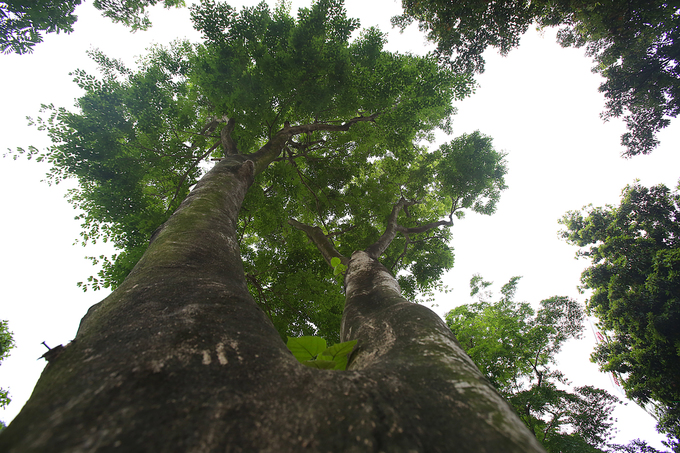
top-left (394, 0), bottom-right (680, 156)
top-left (561, 182), bottom-right (680, 451)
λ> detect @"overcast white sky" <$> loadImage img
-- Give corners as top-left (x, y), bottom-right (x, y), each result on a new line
top-left (1, 0), bottom-right (679, 449)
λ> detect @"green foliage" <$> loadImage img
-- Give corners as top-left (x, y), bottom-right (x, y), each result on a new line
top-left (16, 42), bottom-right (207, 290)
top-left (286, 336), bottom-right (356, 370)
top-left (548, 0), bottom-right (680, 155)
top-left (330, 257), bottom-right (346, 276)
top-left (0, 320), bottom-right (15, 413)
top-left (14, 0), bottom-right (506, 351)
top-left (561, 182), bottom-right (680, 449)
top-left (395, 0), bottom-right (680, 156)
top-left (0, 0), bottom-right (184, 54)
top-left (435, 131), bottom-right (507, 217)
top-left (393, 0), bottom-right (544, 74)
top-left (446, 278), bottom-right (619, 452)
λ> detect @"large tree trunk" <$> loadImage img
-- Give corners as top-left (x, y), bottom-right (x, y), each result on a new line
top-left (0, 154), bottom-right (544, 452)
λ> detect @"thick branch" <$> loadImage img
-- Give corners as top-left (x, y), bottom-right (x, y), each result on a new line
top-left (396, 218), bottom-right (453, 235)
top-left (220, 118), bottom-right (239, 156)
top-left (366, 199), bottom-right (454, 259)
top-left (288, 218), bottom-right (348, 266)
top-left (365, 198), bottom-right (417, 259)
top-left (247, 113), bottom-right (379, 176)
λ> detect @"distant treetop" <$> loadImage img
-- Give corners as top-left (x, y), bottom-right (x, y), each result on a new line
top-left (394, 0), bottom-right (680, 156)
top-left (1, 0), bottom-right (184, 55)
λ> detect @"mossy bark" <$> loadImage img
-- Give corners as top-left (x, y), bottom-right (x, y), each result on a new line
top-left (0, 153), bottom-right (544, 452)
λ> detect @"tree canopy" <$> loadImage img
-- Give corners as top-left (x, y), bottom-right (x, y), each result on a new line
top-left (561, 182), bottom-right (680, 450)
top-left (446, 276), bottom-right (620, 452)
top-left (15, 0), bottom-right (505, 345)
top-left (393, 0), bottom-right (680, 156)
top-left (0, 2), bottom-right (556, 451)
top-left (0, 0), bottom-right (184, 54)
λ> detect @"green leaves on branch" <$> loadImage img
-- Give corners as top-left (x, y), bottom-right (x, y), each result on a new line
top-left (560, 181), bottom-right (680, 447)
top-left (394, 0), bottom-right (680, 155)
top-left (286, 336), bottom-right (357, 370)
top-left (435, 132), bottom-right (507, 217)
top-left (330, 257), bottom-right (346, 276)
top-left (0, 320), bottom-right (15, 412)
top-left (1, 0), bottom-right (184, 55)
top-left (25, 42), bottom-right (206, 291)
top-left (446, 277), bottom-right (620, 452)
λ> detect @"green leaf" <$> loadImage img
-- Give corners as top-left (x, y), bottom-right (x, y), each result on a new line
top-left (330, 257), bottom-right (341, 267)
top-left (286, 336), bottom-right (327, 362)
top-left (302, 359), bottom-right (336, 370)
top-left (286, 337), bottom-right (357, 370)
top-left (320, 339), bottom-right (357, 360)
top-left (333, 263), bottom-right (347, 276)
top-left (320, 339), bottom-right (357, 370)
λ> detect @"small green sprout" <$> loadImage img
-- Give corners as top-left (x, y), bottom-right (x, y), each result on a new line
top-left (286, 336), bottom-right (357, 370)
top-left (330, 257), bottom-right (347, 276)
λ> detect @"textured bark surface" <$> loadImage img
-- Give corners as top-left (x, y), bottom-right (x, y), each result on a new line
top-left (0, 153), bottom-right (545, 452)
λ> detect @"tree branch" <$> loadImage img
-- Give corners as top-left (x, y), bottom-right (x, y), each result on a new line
top-left (165, 116), bottom-right (234, 213)
top-left (247, 113), bottom-right (380, 176)
top-left (220, 117), bottom-right (239, 156)
top-left (289, 157), bottom-right (329, 231)
top-left (396, 218), bottom-right (453, 235)
top-left (165, 140), bottom-right (221, 214)
top-left (326, 224), bottom-right (357, 238)
top-left (390, 233), bottom-right (411, 272)
top-left (288, 218), bottom-right (348, 267)
top-left (365, 198), bottom-right (418, 259)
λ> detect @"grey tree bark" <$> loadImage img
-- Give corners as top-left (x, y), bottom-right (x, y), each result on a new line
top-left (0, 123), bottom-right (545, 452)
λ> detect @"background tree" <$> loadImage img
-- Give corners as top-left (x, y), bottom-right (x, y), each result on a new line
top-left (393, 0), bottom-right (680, 156)
top-left (1, 0), bottom-right (184, 54)
top-left (610, 438), bottom-right (672, 453)
top-left (446, 276), bottom-right (620, 452)
top-left (0, 2), bottom-right (544, 450)
top-left (0, 320), bottom-right (15, 429)
top-left (561, 182), bottom-right (680, 451)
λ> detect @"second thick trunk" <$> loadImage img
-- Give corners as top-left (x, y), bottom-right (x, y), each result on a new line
top-left (0, 157), bottom-right (544, 452)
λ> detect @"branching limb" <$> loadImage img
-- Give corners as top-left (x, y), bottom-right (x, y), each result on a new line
top-left (165, 116), bottom-right (236, 212)
top-left (396, 217), bottom-right (453, 235)
top-left (238, 212), bottom-right (253, 245)
top-left (388, 234), bottom-right (448, 272)
top-left (366, 198), bottom-right (455, 259)
top-left (248, 113), bottom-right (380, 176)
top-left (289, 157), bottom-right (329, 231)
top-left (390, 233), bottom-right (411, 272)
top-left (326, 224), bottom-right (357, 238)
top-left (220, 118), bottom-right (239, 155)
top-left (288, 218), bottom-right (349, 267)
top-left (365, 198), bottom-right (418, 259)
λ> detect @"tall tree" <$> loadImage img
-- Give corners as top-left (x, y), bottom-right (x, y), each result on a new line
top-left (393, 0), bottom-right (680, 156)
top-left (561, 182), bottom-right (680, 451)
top-left (0, 1), bottom-right (544, 451)
top-left (1, 0), bottom-right (184, 54)
top-left (446, 276), bottom-right (620, 452)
